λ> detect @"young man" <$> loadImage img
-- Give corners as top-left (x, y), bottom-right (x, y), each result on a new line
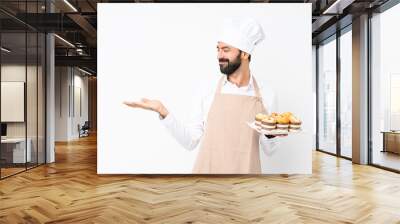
top-left (124, 18), bottom-right (284, 174)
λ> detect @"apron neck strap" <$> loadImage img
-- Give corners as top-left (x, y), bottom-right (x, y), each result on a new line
top-left (252, 77), bottom-right (262, 98)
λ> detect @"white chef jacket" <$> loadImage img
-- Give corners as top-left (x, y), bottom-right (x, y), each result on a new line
top-left (160, 74), bottom-right (280, 155)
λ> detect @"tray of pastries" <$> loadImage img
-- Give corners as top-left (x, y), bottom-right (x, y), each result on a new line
top-left (247, 112), bottom-right (302, 136)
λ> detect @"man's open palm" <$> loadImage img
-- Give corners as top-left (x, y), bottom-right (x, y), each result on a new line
top-left (123, 98), bottom-right (162, 112)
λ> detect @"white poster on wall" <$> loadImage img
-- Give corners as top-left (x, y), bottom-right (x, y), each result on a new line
top-left (1, 82), bottom-right (25, 122)
top-left (98, 3), bottom-right (313, 174)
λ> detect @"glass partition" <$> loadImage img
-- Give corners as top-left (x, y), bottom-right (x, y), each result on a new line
top-left (0, 1), bottom-right (46, 179)
top-left (0, 31), bottom-right (28, 177)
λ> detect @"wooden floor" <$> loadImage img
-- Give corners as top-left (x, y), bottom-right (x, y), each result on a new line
top-left (1, 163), bottom-right (44, 178)
top-left (1, 134), bottom-right (400, 223)
top-left (0, 167), bottom-right (26, 178)
top-left (373, 151), bottom-right (400, 171)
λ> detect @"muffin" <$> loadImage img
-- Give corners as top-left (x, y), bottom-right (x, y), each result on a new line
top-left (261, 116), bottom-right (277, 131)
top-left (289, 115), bottom-right (302, 132)
top-left (270, 112), bottom-right (279, 118)
top-left (276, 115), bottom-right (290, 130)
top-left (281, 112), bottom-right (293, 118)
top-left (255, 113), bottom-right (267, 127)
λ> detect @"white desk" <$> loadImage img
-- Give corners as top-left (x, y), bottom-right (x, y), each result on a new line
top-left (1, 138), bottom-right (32, 163)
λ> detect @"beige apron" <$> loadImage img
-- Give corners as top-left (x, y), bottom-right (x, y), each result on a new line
top-left (192, 76), bottom-right (267, 174)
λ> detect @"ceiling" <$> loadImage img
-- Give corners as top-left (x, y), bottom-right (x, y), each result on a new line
top-left (0, 0), bottom-right (394, 75)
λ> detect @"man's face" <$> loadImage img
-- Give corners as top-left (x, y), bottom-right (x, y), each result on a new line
top-left (217, 42), bottom-right (242, 76)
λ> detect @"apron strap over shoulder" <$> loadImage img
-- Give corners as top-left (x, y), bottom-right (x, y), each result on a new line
top-left (252, 76), bottom-right (262, 98)
top-left (252, 77), bottom-right (268, 114)
top-left (215, 76), bottom-right (225, 95)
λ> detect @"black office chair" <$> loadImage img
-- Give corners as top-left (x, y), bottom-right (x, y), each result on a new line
top-left (78, 121), bottom-right (90, 138)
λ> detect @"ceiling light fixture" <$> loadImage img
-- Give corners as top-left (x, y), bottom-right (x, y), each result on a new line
top-left (1, 47), bottom-right (11, 53)
top-left (63, 0), bottom-right (78, 12)
top-left (322, 0), bottom-right (354, 15)
top-left (54, 34), bottom-right (75, 48)
top-left (78, 67), bottom-right (93, 76)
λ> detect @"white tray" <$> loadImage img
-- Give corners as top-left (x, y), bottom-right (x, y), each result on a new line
top-left (247, 121), bottom-right (302, 136)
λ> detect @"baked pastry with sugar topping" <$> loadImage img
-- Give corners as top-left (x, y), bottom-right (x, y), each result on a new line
top-left (281, 112), bottom-right (293, 118)
top-left (289, 115), bottom-right (302, 132)
top-left (255, 113), bottom-right (268, 127)
top-left (276, 115), bottom-right (290, 130)
top-left (261, 116), bottom-right (276, 131)
top-left (253, 112), bottom-right (302, 133)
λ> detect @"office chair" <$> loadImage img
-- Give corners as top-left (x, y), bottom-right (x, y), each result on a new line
top-left (79, 121), bottom-right (90, 138)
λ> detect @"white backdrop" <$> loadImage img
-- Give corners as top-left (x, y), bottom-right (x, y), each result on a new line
top-left (98, 3), bottom-right (312, 174)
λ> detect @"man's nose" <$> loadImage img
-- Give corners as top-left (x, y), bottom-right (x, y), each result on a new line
top-left (217, 50), bottom-right (224, 59)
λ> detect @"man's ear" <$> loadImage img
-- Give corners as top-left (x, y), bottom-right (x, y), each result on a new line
top-left (241, 51), bottom-right (250, 61)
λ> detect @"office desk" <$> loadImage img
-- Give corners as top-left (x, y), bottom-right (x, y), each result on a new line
top-left (1, 138), bottom-right (32, 163)
top-left (381, 131), bottom-right (400, 154)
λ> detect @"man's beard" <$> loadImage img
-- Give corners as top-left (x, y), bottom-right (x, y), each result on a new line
top-left (219, 53), bottom-right (241, 76)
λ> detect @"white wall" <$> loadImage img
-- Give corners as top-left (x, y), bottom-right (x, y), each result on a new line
top-left (55, 67), bottom-right (89, 141)
top-left (71, 72), bottom-right (89, 138)
top-left (312, 45), bottom-right (317, 150)
top-left (55, 66), bottom-right (69, 141)
top-left (1, 64), bottom-right (46, 163)
top-left (1, 66), bottom-right (26, 144)
top-left (98, 3), bottom-right (313, 174)
top-left (1, 65), bottom-right (39, 138)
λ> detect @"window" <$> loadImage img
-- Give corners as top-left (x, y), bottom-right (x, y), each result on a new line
top-left (318, 36), bottom-right (337, 155)
top-left (339, 28), bottom-right (352, 158)
top-left (370, 3), bottom-right (400, 171)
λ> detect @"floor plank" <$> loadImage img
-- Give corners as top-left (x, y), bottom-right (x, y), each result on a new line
top-left (1, 134), bottom-right (400, 223)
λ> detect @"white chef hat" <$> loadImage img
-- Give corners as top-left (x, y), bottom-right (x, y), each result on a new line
top-left (217, 18), bottom-right (265, 54)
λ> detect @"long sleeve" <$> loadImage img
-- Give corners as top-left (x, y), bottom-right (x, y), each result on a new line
top-left (160, 112), bottom-right (204, 151)
top-left (259, 87), bottom-right (281, 155)
top-left (260, 133), bottom-right (280, 155)
top-left (159, 93), bottom-right (210, 151)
